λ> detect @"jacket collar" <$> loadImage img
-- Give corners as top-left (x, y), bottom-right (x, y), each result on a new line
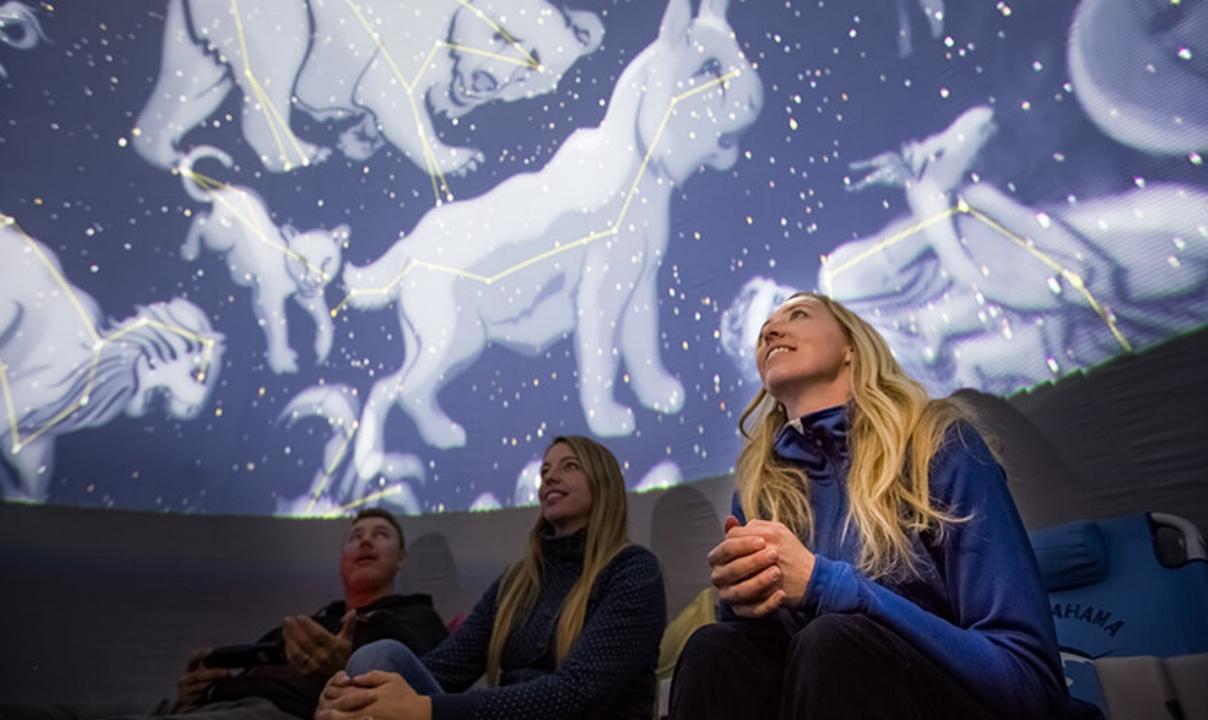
top-left (540, 525), bottom-right (587, 565)
top-left (772, 404), bottom-right (850, 481)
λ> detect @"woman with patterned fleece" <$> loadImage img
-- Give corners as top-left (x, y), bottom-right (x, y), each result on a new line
top-left (316, 435), bottom-right (666, 720)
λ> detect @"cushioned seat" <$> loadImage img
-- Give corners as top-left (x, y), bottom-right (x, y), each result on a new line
top-left (1029, 513), bottom-right (1208, 717)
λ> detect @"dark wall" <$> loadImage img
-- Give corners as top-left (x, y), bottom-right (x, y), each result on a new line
top-left (998, 326), bottom-right (1208, 533)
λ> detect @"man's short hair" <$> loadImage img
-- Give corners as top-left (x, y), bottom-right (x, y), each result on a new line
top-left (352, 507), bottom-right (405, 550)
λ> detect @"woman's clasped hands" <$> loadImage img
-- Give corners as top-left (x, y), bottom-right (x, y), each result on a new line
top-left (316, 670), bottom-right (432, 720)
top-left (707, 516), bottom-right (816, 618)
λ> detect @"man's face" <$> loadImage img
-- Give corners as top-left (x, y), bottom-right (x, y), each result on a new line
top-left (339, 517), bottom-right (404, 594)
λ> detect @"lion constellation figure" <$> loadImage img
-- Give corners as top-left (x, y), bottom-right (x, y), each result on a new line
top-left (178, 145), bottom-right (347, 374)
top-left (0, 1), bottom-right (46, 80)
top-left (134, 0), bottom-right (603, 175)
top-left (0, 220), bottom-right (225, 502)
top-left (825, 105), bottom-right (1208, 393)
top-left (341, 0), bottom-right (763, 477)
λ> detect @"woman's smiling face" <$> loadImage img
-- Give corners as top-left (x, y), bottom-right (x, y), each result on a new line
top-left (755, 294), bottom-right (853, 415)
top-left (539, 442), bottom-right (594, 536)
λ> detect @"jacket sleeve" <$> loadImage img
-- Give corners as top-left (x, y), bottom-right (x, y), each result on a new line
top-left (420, 577), bottom-right (503, 693)
top-left (358, 600), bottom-right (451, 657)
top-left (430, 547), bottom-right (667, 720)
top-left (803, 425), bottom-right (1067, 719)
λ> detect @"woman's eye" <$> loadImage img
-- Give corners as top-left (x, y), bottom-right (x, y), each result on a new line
top-left (791, 309), bottom-right (807, 319)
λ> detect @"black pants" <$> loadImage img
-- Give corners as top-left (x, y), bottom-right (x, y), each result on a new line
top-left (668, 614), bottom-right (997, 720)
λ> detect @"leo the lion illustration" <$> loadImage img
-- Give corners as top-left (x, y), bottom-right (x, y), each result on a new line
top-left (133, 0), bottom-right (603, 175)
top-left (341, 0), bottom-right (762, 478)
top-left (0, 218), bottom-right (225, 502)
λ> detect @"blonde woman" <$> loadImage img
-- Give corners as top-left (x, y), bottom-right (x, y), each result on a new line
top-left (316, 436), bottom-right (666, 720)
top-left (670, 293), bottom-right (1096, 720)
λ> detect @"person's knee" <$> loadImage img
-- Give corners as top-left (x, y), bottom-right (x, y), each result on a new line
top-left (788, 614), bottom-right (877, 678)
top-left (676, 622), bottom-right (752, 674)
top-left (346, 638), bottom-right (414, 676)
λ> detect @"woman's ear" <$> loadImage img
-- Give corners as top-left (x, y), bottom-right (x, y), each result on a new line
top-left (844, 347), bottom-right (854, 365)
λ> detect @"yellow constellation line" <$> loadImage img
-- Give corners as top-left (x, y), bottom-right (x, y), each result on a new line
top-left (331, 483), bottom-right (403, 516)
top-left (819, 200), bottom-right (1132, 352)
top-left (0, 213), bottom-right (221, 455)
top-left (224, 0), bottom-right (538, 201)
top-left (329, 70), bottom-right (743, 318)
top-left (302, 416), bottom-right (359, 516)
top-left (340, 0), bottom-right (539, 204)
top-left (177, 165), bottom-right (336, 283)
top-left (229, 0), bottom-right (312, 172)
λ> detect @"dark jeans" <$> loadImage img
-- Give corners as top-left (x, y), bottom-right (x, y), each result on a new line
top-left (668, 614), bottom-right (996, 720)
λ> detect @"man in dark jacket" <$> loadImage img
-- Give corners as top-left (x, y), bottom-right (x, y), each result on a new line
top-left (0, 509), bottom-right (447, 720)
top-left (174, 508), bottom-right (449, 718)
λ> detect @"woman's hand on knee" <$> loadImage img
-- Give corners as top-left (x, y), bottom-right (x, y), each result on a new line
top-left (316, 671), bottom-right (432, 720)
top-left (317, 670), bottom-right (372, 717)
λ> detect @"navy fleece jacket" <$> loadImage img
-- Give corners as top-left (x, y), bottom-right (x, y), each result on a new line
top-left (725, 405), bottom-right (1070, 719)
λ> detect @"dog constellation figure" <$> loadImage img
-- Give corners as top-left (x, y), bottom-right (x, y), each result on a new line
top-left (178, 145), bottom-right (346, 374)
top-left (341, 0), bottom-right (763, 478)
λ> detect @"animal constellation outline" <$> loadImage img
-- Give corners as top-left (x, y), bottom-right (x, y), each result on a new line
top-left (326, 68), bottom-right (743, 318)
top-left (0, 213), bottom-right (222, 455)
top-left (175, 164), bottom-right (337, 285)
top-left (225, 0), bottom-right (540, 204)
top-left (819, 200), bottom-right (1132, 353)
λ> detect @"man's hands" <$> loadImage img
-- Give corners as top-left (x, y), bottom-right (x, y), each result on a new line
top-left (317, 670), bottom-right (432, 720)
top-left (707, 516), bottom-right (816, 618)
top-left (283, 610), bottom-right (357, 676)
top-left (176, 649), bottom-right (229, 709)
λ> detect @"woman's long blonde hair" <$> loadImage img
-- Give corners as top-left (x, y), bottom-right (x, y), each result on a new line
top-left (485, 435), bottom-right (629, 684)
top-left (738, 292), bottom-right (972, 580)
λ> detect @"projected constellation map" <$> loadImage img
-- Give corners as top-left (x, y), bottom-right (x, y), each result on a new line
top-left (1, 0), bottom-right (1205, 516)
